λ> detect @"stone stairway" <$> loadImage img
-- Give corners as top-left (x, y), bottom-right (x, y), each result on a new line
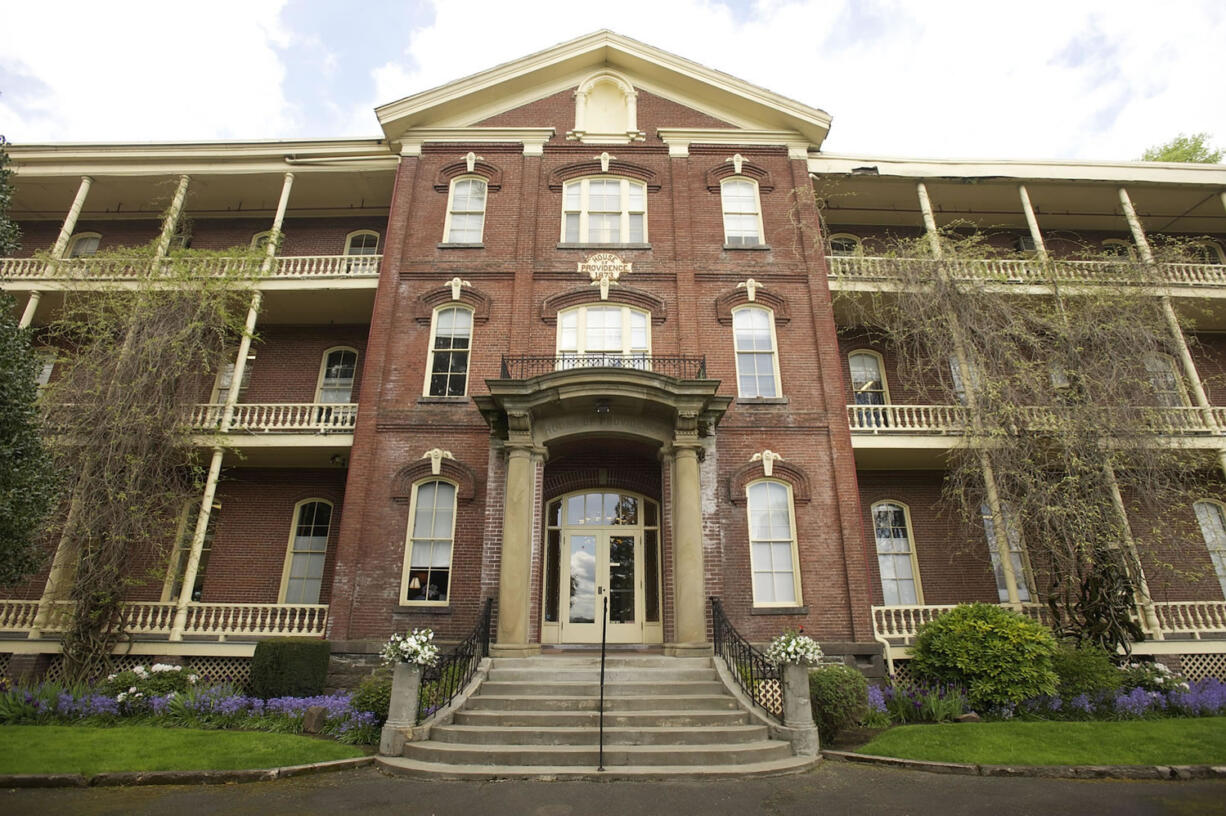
top-left (378, 654), bottom-right (816, 779)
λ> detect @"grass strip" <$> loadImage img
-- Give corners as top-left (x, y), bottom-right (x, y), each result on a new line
top-left (0, 725), bottom-right (365, 775)
top-left (856, 717), bottom-right (1226, 766)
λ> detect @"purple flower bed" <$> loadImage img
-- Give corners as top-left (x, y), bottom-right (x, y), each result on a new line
top-left (1015, 678), bottom-right (1226, 721)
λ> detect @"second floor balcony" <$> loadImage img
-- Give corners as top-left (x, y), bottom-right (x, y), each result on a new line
top-left (1, 254), bottom-right (382, 285)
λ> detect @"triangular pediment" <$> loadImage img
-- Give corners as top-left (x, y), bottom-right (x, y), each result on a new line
top-left (375, 30), bottom-right (831, 152)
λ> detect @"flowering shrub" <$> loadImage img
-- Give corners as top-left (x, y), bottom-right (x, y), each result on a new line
top-left (1119, 660), bottom-right (1188, 693)
top-left (764, 630), bottom-right (824, 666)
top-left (877, 680), bottom-right (969, 724)
top-left (1010, 677), bottom-right (1226, 721)
top-left (381, 628), bottom-right (440, 667)
top-left (96, 664), bottom-right (199, 712)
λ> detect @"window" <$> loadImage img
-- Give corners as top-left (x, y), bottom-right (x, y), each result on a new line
top-left (66, 232), bottom-right (101, 258)
top-left (444, 178), bottom-right (487, 244)
top-left (557, 305), bottom-right (650, 368)
top-left (213, 356), bottom-right (253, 404)
top-left (281, 500), bottom-right (332, 604)
top-left (35, 350), bottom-right (55, 389)
top-left (344, 230), bottom-right (379, 272)
top-left (981, 502), bottom-right (1031, 602)
top-left (1015, 235), bottom-right (1037, 253)
top-left (747, 480), bottom-right (801, 605)
top-left (721, 178), bottom-right (763, 246)
top-left (1143, 353), bottom-right (1186, 407)
top-left (872, 501), bottom-right (921, 605)
top-left (1192, 241), bottom-right (1226, 265)
top-left (402, 480), bottom-right (457, 604)
top-left (317, 348), bottom-right (358, 403)
top-left (250, 231), bottom-right (273, 251)
top-left (848, 351), bottom-right (888, 405)
top-left (164, 503), bottom-right (217, 602)
top-left (1101, 239), bottom-right (1135, 259)
top-left (1193, 500), bottom-right (1226, 598)
top-left (949, 354), bottom-right (981, 405)
top-left (828, 234), bottom-right (862, 257)
top-left (733, 306), bottom-right (780, 398)
top-left (561, 178), bottom-right (646, 244)
top-left (426, 307), bottom-right (472, 397)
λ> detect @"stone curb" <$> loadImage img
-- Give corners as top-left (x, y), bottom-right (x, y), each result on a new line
top-left (821, 750), bottom-right (1226, 780)
top-left (0, 756), bottom-right (374, 789)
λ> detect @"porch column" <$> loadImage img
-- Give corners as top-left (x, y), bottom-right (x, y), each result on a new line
top-left (493, 441), bottom-right (542, 657)
top-left (154, 175), bottom-right (191, 259)
top-left (1018, 184), bottom-right (1048, 259)
top-left (669, 439), bottom-right (710, 654)
top-left (1103, 463), bottom-right (1164, 639)
top-left (22, 175), bottom-right (94, 329)
top-left (18, 294), bottom-right (41, 329)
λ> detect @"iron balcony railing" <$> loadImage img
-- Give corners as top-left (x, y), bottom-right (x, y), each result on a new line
top-left (416, 598), bottom-right (493, 724)
top-left (499, 354), bottom-right (707, 380)
top-left (710, 597), bottom-right (783, 722)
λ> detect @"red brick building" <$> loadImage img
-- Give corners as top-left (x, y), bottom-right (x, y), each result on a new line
top-left (3, 31), bottom-right (1226, 685)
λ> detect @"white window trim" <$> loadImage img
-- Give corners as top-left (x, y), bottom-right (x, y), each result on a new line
top-left (35, 349), bottom-right (56, 389)
top-left (720, 177), bottom-right (764, 246)
top-left (560, 177), bottom-right (647, 244)
top-left (1194, 240), bottom-right (1226, 264)
top-left (1143, 352), bottom-right (1189, 407)
top-left (66, 232), bottom-right (102, 258)
top-left (746, 479), bottom-right (803, 608)
top-left (848, 349), bottom-right (890, 403)
top-left (731, 305), bottom-right (782, 399)
top-left (442, 176), bottom-right (488, 244)
top-left (344, 230), bottom-right (379, 255)
top-left (400, 479), bottom-right (459, 607)
top-left (871, 500), bottom-right (924, 606)
top-left (980, 502), bottom-right (1034, 603)
top-left (210, 354), bottom-right (253, 404)
top-left (424, 305), bottom-right (474, 397)
top-left (278, 498), bottom-right (333, 604)
top-left (828, 233), bottom-right (863, 257)
top-left (315, 346), bottom-right (360, 403)
top-left (1194, 499), bottom-right (1226, 599)
top-left (161, 501), bottom-right (218, 603)
top-left (555, 304), bottom-right (652, 357)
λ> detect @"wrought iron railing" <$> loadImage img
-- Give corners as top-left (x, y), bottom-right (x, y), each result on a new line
top-left (710, 598), bottom-right (783, 721)
top-left (416, 598), bottom-right (493, 724)
top-left (499, 354), bottom-right (707, 380)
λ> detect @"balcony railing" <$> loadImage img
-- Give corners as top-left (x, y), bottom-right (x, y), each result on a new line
top-left (848, 404), bottom-right (1225, 437)
top-left (1151, 601), bottom-right (1226, 639)
top-left (191, 402), bottom-right (358, 433)
top-left (0, 599), bottom-right (328, 639)
top-left (827, 255), bottom-right (1226, 288)
top-left (499, 354), bottom-right (708, 380)
top-left (0, 254), bottom-right (381, 281)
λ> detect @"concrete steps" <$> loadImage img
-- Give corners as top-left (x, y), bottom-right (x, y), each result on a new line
top-left (381, 654), bottom-right (816, 779)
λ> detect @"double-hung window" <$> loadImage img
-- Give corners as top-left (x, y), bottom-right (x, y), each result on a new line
top-left (1143, 353), bottom-right (1186, 408)
top-left (562, 178), bottom-right (646, 244)
top-left (426, 307), bottom-right (472, 397)
top-left (281, 500), bottom-right (332, 604)
top-left (444, 178), bottom-right (487, 243)
top-left (344, 230), bottom-right (379, 273)
top-left (721, 178), bottom-right (762, 246)
top-left (981, 502), bottom-right (1031, 602)
top-left (733, 306), bottom-right (780, 398)
top-left (747, 480), bottom-right (801, 605)
top-left (164, 503), bottom-right (217, 603)
top-left (1193, 500), bottom-right (1226, 598)
top-left (557, 305), bottom-right (649, 369)
top-left (402, 480), bottom-right (457, 605)
top-left (873, 501), bottom-right (921, 605)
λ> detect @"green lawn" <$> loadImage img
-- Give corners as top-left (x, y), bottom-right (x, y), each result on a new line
top-left (0, 726), bottom-right (366, 775)
top-left (856, 718), bottom-right (1226, 766)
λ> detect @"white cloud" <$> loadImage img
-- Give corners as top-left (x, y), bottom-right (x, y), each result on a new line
top-left (0, 1), bottom-right (294, 142)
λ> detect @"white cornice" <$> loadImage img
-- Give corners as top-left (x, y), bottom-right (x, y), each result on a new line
top-left (808, 153), bottom-right (1226, 186)
top-left (657, 129), bottom-right (810, 158)
top-left (397, 128), bottom-right (557, 157)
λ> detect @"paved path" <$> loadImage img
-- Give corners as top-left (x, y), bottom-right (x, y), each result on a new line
top-left (4, 762), bottom-right (1225, 815)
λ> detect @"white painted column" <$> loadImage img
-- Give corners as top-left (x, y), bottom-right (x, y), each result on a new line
top-left (23, 175), bottom-right (94, 329)
top-left (916, 181), bottom-right (942, 257)
top-left (1018, 184), bottom-right (1048, 260)
top-left (154, 175), bottom-right (191, 260)
top-left (18, 294), bottom-right (42, 329)
top-left (1103, 463), bottom-right (1163, 639)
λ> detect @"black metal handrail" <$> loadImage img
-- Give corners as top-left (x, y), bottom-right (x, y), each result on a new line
top-left (710, 598), bottom-right (783, 721)
top-left (416, 598), bottom-right (493, 724)
top-left (499, 354), bottom-right (707, 380)
top-left (598, 594), bottom-right (608, 772)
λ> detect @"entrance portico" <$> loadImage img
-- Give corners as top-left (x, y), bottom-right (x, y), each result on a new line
top-left (476, 361), bottom-right (729, 657)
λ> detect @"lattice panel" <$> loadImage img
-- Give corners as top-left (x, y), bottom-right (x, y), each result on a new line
top-left (108, 655), bottom-right (153, 674)
top-left (186, 656), bottom-right (251, 688)
top-left (753, 678), bottom-right (783, 718)
top-left (40, 655), bottom-right (66, 684)
top-left (1181, 653), bottom-right (1226, 682)
top-left (0, 653), bottom-right (10, 681)
top-left (890, 660), bottom-right (916, 686)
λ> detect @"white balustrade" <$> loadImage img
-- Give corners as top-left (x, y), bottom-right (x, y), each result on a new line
top-left (191, 403), bottom-right (358, 433)
top-left (274, 255), bottom-right (381, 277)
top-left (119, 602), bottom-right (180, 634)
top-left (0, 257), bottom-right (51, 278)
top-left (183, 603), bottom-right (328, 637)
top-left (0, 254), bottom-right (379, 281)
top-left (0, 599), bottom-right (42, 631)
top-left (1151, 601), bottom-right (1226, 639)
top-left (847, 403), bottom-right (966, 433)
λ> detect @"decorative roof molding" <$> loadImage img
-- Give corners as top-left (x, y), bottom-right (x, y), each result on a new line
top-left (414, 282), bottom-right (492, 323)
top-left (398, 128), bottom-right (556, 157)
top-left (714, 285), bottom-right (790, 325)
top-left (541, 285), bottom-right (667, 325)
top-left (547, 158), bottom-right (660, 191)
top-left (705, 156), bottom-right (774, 192)
top-left (658, 128), bottom-right (810, 159)
top-left (728, 458), bottom-right (811, 504)
top-left (433, 155), bottom-right (504, 192)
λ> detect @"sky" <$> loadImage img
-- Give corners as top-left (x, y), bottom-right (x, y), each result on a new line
top-left (2, 0), bottom-right (1224, 162)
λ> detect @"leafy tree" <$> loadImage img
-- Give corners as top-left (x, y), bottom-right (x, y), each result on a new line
top-left (1140, 132), bottom-right (1222, 164)
top-left (0, 136), bottom-right (59, 587)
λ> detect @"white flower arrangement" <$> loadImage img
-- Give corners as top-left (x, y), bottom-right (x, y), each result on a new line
top-left (380, 628), bottom-right (440, 667)
top-left (764, 630), bottom-right (824, 667)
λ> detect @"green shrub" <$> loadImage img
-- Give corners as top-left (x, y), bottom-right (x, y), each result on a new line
top-left (910, 603), bottom-right (1057, 711)
top-left (249, 638), bottom-right (331, 699)
top-left (351, 668), bottom-right (392, 725)
top-left (1052, 642), bottom-right (1122, 697)
top-left (808, 663), bottom-right (868, 742)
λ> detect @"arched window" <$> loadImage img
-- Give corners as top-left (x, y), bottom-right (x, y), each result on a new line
top-left (557, 304), bottom-right (650, 368)
top-left (1143, 352), bottom-right (1186, 407)
top-left (1193, 500), bottom-right (1226, 598)
top-left (1192, 241), bottom-right (1226, 265)
top-left (828, 233), bottom-right (862, 257)
top-left (401, 480), bottom-right (457, 605)
top-left (848, 351), bottom-right (888, 405)
top-left (317, 347), bottom-right (358, 403)
top-left (66, 232), bottom-right (101, 258)
top-left (1101, 238), bottom-right (1135, 259)
top-left (561, 178), bottom-right (646, 244)
top-left (872, 501), bottom-right (922, 605)
top-left (212, 355), bottom-right (252, 404)
top-left (720, 178), bottom-right (763, 246)
top-left (444, 177), bottom-right (488, 244)
top-left (344, 230), bottom-right (379, 273)
top-left (426, 306), bottom-right (473, 397)
top-left (732, 306), bottom-right (780, 398)
top-left (980, 502), bottom-right (1031, 602)
top-left (746, 480), bottom-right (801, 606)
top-left (281, 500), bottom-right (332, 604)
